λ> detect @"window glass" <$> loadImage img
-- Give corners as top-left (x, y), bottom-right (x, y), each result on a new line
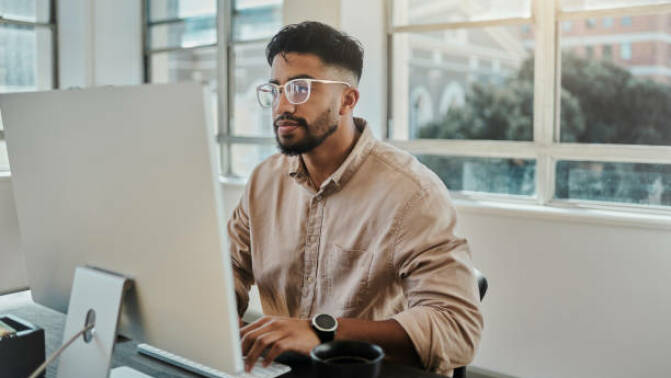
top-left (392, 0), bottom-right (531, 26)
top-left (559, 14), bottom-right (671, 145)
top-left (145, 1), bottom-right (284, 176)
top-left (148, 0), bottom-right (216, 21)
top-left (231, 42), bottom-right (273, 137)
top-left (0, 24), bottom-right (53, 171)
top-left (233, 0), bottom-right (282, 41)
top-left (556, 161), bottom-right (671, 206)
top-left (149, 16), bottom-right (217, 50)
top-left (391, 25), bottom-right (534, 141)
top-left (0, 0), bottom-right (50, 23)
top-left (418, 155), bottom-right (536, 196)
top-left (0, 24), bottom-right (53, 92)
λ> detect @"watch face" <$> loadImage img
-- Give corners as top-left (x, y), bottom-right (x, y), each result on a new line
top-left (314, 313), bottom-right (337, 331)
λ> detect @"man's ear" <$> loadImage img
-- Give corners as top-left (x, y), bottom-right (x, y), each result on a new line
top-left (339, 87), bottom-right (360, 115)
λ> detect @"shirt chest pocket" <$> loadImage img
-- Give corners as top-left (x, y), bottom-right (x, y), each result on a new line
top-left (321, 244), bottom-right (373, 310)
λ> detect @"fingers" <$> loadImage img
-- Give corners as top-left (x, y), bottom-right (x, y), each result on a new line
top-left (239, 317), bottom-right (317, 371)
top-left (241, 320), bottom-right (274, 355)
top-left (240, 316), bottom-right (271, 336)
top-left (244, 332), bottom-right (283, 371)
top-left (263, 340), bottom-right (290, 367)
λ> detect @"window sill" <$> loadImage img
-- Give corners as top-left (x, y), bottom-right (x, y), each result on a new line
top-left (221, 176), bottom-right (671, 230)
top-left (453, 198), bottom-right (671, 231)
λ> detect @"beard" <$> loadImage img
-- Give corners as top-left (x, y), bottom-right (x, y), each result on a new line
top-left (274, 108), bottom-right (338, 156)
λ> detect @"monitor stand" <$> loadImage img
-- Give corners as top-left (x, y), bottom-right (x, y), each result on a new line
top-left (56, 266), bottom-right (154, 378)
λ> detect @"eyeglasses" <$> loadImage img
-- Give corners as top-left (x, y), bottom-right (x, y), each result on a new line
top-left (256, 78), bottom-right (351, 108)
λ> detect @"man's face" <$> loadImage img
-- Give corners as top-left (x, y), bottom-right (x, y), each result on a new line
top-left (269, 53), bottom-right (345, 155)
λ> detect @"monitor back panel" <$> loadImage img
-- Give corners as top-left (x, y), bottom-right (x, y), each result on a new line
top-left (0, 83), bottom-right (243, 373)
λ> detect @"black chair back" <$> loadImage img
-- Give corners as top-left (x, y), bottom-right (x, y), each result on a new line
top-left (452, 268), bottom-right (487, 378)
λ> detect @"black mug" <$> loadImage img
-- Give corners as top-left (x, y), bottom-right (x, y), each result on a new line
top-left (310, 340), bottom-right (385, 378)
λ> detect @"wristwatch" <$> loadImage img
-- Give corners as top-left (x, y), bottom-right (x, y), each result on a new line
top-left (311, 313), bottom-right (338, 343)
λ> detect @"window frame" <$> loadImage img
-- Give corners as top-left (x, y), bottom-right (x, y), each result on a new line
top-left (0, 0), bottom-right (59, 170)
top-left (142, 0), bottom-right (280, 177)
top-left (387, 0), bottom-right (671, 214)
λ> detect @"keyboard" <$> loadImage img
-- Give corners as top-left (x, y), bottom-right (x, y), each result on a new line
top-left (137, 343), bottom-right (292, 378)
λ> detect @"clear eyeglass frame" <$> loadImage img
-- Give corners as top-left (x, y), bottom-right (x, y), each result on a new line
top-left (256, 78), bottom-right (351, 108)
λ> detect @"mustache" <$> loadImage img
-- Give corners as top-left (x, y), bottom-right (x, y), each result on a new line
top-left (273, 114), bottom-right (307, 128)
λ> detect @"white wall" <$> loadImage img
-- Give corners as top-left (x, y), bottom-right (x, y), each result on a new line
top-left (340, 0), bottom-right (387, 138)
top-left (283, 0), bottom-right (340, 26)
top-left (460, 208), bottom-right (671, 378)
top-left (58, 0), bottom-right (142, 88)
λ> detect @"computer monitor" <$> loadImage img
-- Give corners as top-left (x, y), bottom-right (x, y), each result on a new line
top-left (0, 83), bottom-right (244, 374)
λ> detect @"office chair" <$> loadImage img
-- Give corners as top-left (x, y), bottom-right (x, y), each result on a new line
top-left (452, 268), bottom-right (488, 378)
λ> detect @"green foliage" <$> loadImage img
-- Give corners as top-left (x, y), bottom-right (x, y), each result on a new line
top-left (418, 53), bottom-right (671, 145)
top-left (417, 53), bottom-right (671, 204)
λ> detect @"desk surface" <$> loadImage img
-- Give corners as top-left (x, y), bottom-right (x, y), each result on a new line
top-left (1, 292), bottom-right (446, 378)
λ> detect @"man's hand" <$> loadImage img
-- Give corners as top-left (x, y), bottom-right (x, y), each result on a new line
top-left (240, 316), bottom-right (319, 372)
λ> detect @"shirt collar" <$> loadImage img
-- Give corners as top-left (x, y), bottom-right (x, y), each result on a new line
top-left (286, 117), bottom-right (375, 191)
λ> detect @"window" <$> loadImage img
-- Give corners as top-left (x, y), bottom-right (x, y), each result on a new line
top-left (602, 45), bottom-right (613, 60)
top-left (144, 0), bottom-right (282, 177)
top-left (603, 17), bottom-right (614, 27)
top-left (390, 0), bottom-right (671, 209)
top-left (0, 0), bottom-right (57, 172)
top-left (145, 0), bottom-right (218, 136)
top-left (621, 42), bottom-right (632, 60)
top-left (561, 20), bottom-right (573, 31)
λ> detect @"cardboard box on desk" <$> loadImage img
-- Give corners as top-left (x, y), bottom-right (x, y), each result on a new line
top-left (0, 314), bottom-right (46, 378)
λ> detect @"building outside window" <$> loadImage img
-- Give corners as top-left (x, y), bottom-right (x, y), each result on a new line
top-left (391, 0), bottom-right (671, 209)
top-left (0, 0), bottom-right (57, 172)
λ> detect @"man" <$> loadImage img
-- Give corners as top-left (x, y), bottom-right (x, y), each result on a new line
top-left (228, 21), bottom-right (483, 377)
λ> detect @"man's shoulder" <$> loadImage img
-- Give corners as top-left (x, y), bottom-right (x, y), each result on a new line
top-left (366, 140), bottom-right (446, 195)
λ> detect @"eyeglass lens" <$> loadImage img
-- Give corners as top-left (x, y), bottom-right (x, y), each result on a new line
top-left (257, 79), bottom-right (311, 107)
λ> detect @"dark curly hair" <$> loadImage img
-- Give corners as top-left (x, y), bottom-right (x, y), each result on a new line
top-left (266, 21), bottom-right (364, 83)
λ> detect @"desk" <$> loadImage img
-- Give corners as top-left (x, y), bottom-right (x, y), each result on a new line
top-left (1, 292), bottom-right (446, 378)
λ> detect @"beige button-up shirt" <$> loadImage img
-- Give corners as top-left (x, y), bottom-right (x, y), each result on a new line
top-left (228, 118), bottom-right (483, 376)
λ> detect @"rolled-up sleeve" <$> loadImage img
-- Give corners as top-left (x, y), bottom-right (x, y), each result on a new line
top-left (391, 186), bottom-right (484, 376)
top-left (227, 191), bottom-right (255, 317)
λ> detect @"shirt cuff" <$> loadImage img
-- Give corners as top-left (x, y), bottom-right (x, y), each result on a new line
top-left (392, 306), bottom-right (453, 376)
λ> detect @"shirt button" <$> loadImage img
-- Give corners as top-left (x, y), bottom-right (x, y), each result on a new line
top-left (307, 276), bottom-right (313, 283)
